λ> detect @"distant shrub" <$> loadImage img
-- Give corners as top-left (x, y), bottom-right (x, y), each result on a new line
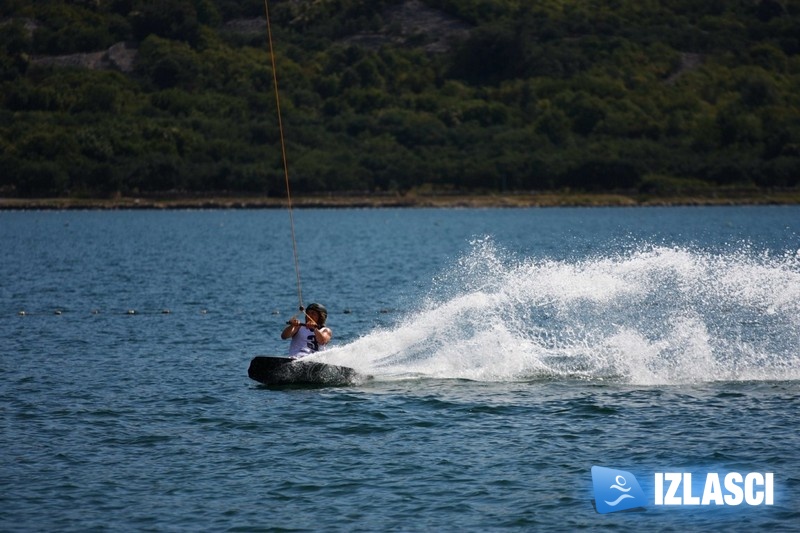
top-left (639, 174), bottom-right (712, 196)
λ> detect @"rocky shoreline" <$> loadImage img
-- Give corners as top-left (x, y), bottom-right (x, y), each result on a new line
top-left (2, 191), bottom-right (799, 210)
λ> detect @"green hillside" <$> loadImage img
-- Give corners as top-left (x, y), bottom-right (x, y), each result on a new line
top-left (1, 0), bottom-right (799, 199)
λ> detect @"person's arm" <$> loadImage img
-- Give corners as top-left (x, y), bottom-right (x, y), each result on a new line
top-left (311, 326), bottom-right (332, 346)
top-left (281, 317), bottom-right (301, 339)
top-left (304, 315), bottom-right (332, 346)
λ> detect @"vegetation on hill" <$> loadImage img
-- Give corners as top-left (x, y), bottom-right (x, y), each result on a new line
top-left (1, 0), bottom-right (799, 199)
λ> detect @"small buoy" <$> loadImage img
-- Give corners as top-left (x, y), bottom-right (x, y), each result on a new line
top-left (91, 309), bottom-right (100, 315)
top-left (200, 309), bottom-right (208, 315)
top-left (18, 310), bottom-right (26, 316)
top-left (126, 309), bottom-right (136, 315)
top-left (54, 310), bottom-right (62, 315)
top-left (162, 309), bottom-right (171, 314)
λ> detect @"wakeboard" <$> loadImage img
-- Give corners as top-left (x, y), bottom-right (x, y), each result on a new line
top-left (248, 355), bottom-right (362, 387)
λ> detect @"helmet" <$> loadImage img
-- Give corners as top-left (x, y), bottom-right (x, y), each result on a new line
top-left (306, 303), bottom-right (327, 326)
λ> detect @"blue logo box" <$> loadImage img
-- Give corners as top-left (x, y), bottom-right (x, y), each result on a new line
top-left (592, 466), bottom-right (647, 514)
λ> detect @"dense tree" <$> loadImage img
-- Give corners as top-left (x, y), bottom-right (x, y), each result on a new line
top-left (0, 0), bottom-right (798, 198)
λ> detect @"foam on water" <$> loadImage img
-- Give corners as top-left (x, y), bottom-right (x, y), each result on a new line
top-left (319, 238), bottom-right (800, 385)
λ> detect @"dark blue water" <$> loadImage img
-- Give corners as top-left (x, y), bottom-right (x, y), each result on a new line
top-left (2, 207), bottom-right (799, 531)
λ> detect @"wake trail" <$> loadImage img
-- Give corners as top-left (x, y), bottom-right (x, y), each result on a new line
top-left (317, 239), bottom-right (800, 385)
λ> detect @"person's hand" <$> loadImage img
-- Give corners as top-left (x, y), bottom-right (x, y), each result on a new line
top-left (288, 316), bottom-right (300, 327)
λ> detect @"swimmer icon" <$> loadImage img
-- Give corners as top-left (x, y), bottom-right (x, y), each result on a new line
top-left (592, 466), bottom-right (647, 514)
